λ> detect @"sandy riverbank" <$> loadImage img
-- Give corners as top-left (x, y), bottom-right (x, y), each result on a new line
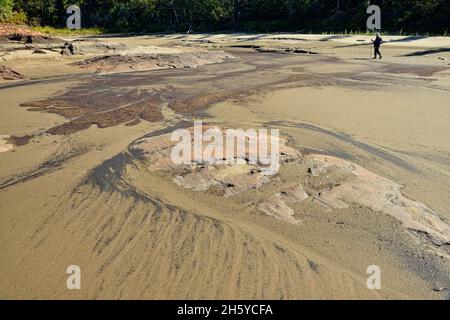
top-left (0, 32), bottom-right (449, 299)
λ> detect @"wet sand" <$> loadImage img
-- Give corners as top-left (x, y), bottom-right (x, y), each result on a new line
top-left (0, 33), bottom-right (449, 299)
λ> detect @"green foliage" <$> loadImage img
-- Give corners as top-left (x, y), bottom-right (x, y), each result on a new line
top-left (0, 0), bottom-right (14, 22)
top-left (32, 25), bottom-right (103, 35)
top-left (5, 0), bottom-right (450, 34)
top-left (7, 10), bottom-right (28, 24)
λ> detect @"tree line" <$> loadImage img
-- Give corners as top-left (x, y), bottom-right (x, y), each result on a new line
top-left (1, 0), bottom-right (449, 34)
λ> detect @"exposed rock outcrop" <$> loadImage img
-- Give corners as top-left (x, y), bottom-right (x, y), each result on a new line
top-left (130, 126), bottom-right (450, 246)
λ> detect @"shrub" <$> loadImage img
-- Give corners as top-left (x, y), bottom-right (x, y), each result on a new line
top-left (0, 0), bottom-right (13, 22)
top-left (7, 10), bottom-right (28, 24)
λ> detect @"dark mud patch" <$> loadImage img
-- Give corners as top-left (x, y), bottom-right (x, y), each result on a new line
top-left (169, 89), bottom-right (255, 116)
top-left (6, 134), bottom-right (33, 146)
top-left (13, 54), bottom-right (294, 140)
top-left (20, 86), bottom-right (164, 136)
top-left (85, 151), bottom-right (135, 193)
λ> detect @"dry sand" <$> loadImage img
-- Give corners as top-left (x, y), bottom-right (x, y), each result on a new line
top-left (0, 135), bottom-right (13, 153)
top-left (0, 32), bottom-right (449, 299)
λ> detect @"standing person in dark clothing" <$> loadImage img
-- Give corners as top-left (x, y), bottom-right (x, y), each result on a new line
top-left (372, 32), bottom-right (383, 59)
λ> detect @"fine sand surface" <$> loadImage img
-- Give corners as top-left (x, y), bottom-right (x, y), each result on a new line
top-left (0, 33), bottom-right (449, 299)
top-left (0, 135), bottom-right (13, 153)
